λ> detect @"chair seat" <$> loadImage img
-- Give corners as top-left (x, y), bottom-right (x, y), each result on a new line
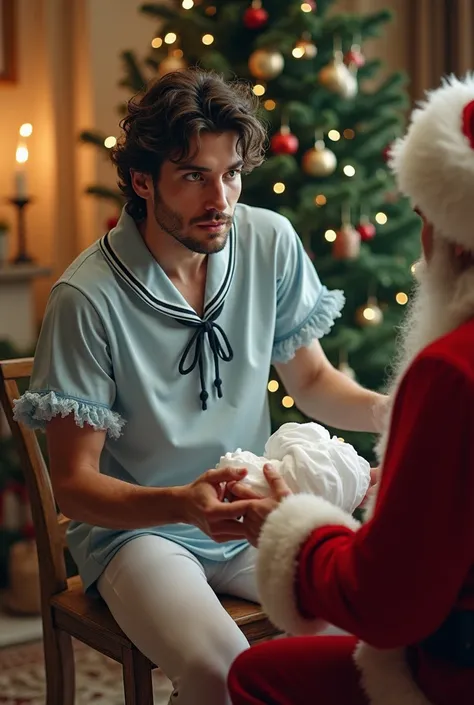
top-left (51, 575), bottom-right (279, 662)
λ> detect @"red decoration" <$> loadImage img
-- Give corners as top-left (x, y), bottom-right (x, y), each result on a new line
top-left (270, 128), bottom-right (299, 155)
top-left (106, 216), bottom-right (119, 231)
top-left (357, 222), bottom-right (376, 241)
top-left (305, 0), bottom-right (317, 9)
top-left (243, 4), bottom-right (268, 30)
top-left (382, 143), bottom-right (394, 162)
top-left (344, 49), bottom-right (365, 69)
top-left (462, 99), bottom-right (474, 149)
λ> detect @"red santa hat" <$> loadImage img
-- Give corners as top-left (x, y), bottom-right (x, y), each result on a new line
top-left (389, 73), bottom-right (474, 253)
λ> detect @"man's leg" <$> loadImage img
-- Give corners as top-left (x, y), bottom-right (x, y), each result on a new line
top-left (228, 635), bottom-right (368, 705)
top-left (97, 535), bottom-right (251, 705)
top-left (208, 545), bottom-right (259, 602)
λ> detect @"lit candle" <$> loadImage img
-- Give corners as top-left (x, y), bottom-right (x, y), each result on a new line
top-left (14, 141), bottom-right (29, 200)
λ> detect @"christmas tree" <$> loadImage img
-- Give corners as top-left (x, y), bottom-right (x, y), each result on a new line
top-left (80, 0), bottom-right (420, 458)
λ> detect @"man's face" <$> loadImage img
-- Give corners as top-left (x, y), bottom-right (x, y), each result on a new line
top-left (152, 131), bottom-right (243, 255)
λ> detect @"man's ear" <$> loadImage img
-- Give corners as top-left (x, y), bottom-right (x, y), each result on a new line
top-left (130, 170), bottom-right (154, 199)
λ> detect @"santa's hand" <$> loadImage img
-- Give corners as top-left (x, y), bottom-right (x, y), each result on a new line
top-left (238, 465), bottom-right (292, 547)
top-left (358, 466), bottom-right (380, 508)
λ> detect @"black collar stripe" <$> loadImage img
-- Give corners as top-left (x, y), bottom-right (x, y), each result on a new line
top-left (100, 226), bottom-right (235, 323)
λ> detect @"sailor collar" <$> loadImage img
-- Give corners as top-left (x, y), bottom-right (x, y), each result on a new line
top-left (100, 210), bottom-right (237, 410)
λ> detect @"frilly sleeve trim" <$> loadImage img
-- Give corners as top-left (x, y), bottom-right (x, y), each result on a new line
top-left (13, 390), bottom-right (126, 440)
top-left (272, 287), bottom-right (345, 364)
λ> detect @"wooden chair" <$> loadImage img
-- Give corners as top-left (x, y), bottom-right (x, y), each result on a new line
top-left (0, 357), bottom-right (280, 705)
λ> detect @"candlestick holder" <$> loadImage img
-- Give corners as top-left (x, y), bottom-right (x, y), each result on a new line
top-left (8, 197), bottom-right (34, 264)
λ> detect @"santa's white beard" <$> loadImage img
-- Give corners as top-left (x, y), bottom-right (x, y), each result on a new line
top-left (375, 241), bottom-right (474, 463)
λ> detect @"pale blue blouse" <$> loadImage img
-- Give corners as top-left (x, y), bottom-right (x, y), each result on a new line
top-left (14, 203), bottom-right (344, 595)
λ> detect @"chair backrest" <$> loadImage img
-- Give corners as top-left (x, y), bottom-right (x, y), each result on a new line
top-left (0, 357), bottom-right (69, 602)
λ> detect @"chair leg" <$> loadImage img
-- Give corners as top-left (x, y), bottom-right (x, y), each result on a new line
top-left (43, 625), bottom-right (75, 705)
top-left (122, 646), bottom-right (154, 705)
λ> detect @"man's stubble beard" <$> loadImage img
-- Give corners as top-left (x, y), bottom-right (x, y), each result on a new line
top-left (153, 191), bottom-right (232, 255)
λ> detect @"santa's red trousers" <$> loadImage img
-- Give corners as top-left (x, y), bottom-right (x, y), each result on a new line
top-left (228, 635), bottom-right (368, 705)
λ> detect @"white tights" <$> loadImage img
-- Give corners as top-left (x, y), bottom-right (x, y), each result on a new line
top-left (97, 534), bottom-right (259, 705)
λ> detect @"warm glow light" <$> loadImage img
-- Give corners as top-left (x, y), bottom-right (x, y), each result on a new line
top-left (315, 194), bottom-right (327, 206)
top-left (164, 32), bottom-right (177, 44)
top-left (151, 37), bottom-right (163, 48)
top-left (396, 292), bottom-right (408, 305)
top-left (343, 165), bottom-right (356, 177)
top-left (19, 123), bottom-right (33, 137)
top-left (343, 128), bottom-right (355, 139)
top-left (325, 229), bottom-right (337, 242)
top-left (268, 380), bottom-right (279, 392)
top-left (375, 212), bottom-right (388, 224)
top-left (282, 395), bottom-right (295, 408)
top-left (202, 34), bottom-right (215, 45)
top-left (301, 2), bottom-right (313, 12)
top-left (411, 262), bottom-right (418, 275)
top-left (363, 307), bottom-right (376, 321)
top-left (273, 182), bottom-right (286, 194)
top-left (264, 99), bottom-right (276, 111)
top-left (16, 145), bottom-right (28, 164)
top-left (328, 130), bottom-right (340, 141)
top-left (205, 5), bottom-right (217, 15)
top-left (104, 136), bottom-right (117, 149)
top-left (253, 84), bottom-right (266, 96)
top-left (292, 47), bottom-right (305, 59)
top-left (182, 0), bottom-right (194, 7)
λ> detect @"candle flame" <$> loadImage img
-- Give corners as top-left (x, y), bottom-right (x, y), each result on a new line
top-left (19, 123), bottom-right (33, 137)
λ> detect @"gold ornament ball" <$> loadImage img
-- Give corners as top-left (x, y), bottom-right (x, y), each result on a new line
top-left (318, 60), bottom-right (358, 98)
top-left (295, 38), bottom-right (317, 59)
top-left (332, 224), bottom-right (361, 260)
top-left (158, 55), bottom-right (187, 77)
top-left (302, 145), bottom-right (337, 177)
top-left (356, 299), bottom-right (384, 327)
top-left (248, 48), bottom-right (285, 80)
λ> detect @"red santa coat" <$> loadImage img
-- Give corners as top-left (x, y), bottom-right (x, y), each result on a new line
top-left (248, 318), bottom-right (474, 705)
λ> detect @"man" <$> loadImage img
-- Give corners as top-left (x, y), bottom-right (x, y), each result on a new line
top-left (13, 68), bottom-right (384, 705)
top-left (228, 74), bottom-right (474, 705)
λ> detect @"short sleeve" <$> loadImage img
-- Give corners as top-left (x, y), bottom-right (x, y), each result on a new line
top-left (13, 283), bottom-right (125, 439)
top-left (272, 220), bottom-right (345, 363)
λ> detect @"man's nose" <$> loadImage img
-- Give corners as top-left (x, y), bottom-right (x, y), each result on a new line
top-left (204, 181), bottom-right (227, 212)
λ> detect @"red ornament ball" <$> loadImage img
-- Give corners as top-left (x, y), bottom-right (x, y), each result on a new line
top-left (243, 6), bottom-right (269, 30)
top-left (344, 49), bottom-right (365, 69)
top-left (357, 222), bottom-right (376, 241)
top-left (305, 0), bottom-right (317, 9)
top-left (270, 129), bottom-right (299, 155)
top-left (106, 216), bottom-right (119, 231)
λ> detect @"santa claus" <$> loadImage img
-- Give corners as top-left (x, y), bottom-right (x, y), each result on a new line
top-left (227, 74), bottom-right (474, 705)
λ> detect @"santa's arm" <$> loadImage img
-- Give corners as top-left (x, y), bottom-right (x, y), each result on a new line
top-left (257, 355), bottom-right (474, 648)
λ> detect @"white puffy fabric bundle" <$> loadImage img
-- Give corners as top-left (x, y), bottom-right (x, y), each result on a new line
top-left (217, 422), bottom-right (371, 514)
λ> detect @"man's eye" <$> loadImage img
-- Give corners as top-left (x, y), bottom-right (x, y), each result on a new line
top-left (184, 172), bottom-right (203, 182)
top-left (227, 170), bottom-right (242, 179)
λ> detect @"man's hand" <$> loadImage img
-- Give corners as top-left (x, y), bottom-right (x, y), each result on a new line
top-left (178, 467), bottom-right (256, 543)
top-left (226, 464), bottom-right (292, 547)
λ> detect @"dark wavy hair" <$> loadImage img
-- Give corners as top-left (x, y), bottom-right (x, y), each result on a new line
top-left (111, 68), bottom-right (268, 221)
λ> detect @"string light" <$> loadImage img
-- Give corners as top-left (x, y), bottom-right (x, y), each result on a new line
top-left (164, 32), bottom-right (177, 44)
top-left (264, 99), bottom-right (276, 111)
top-left (328, 130), bottom-right (340, 141)
top-left (104, 136), bottom-right (117, 149)
top-left (325, 229), bottom-right (337, 242)
top-left (151, 37), bottom-right (163, 48)
top-left (268, 380), bottom-right (279, 392)
top-left (362, 306), bottom-right (377, 321)
top-left (16, 145), bottom-right (28, 164)
top-left (182, 0), bottom-right (194, 7)
top-left (343, 128), bottom-right (355, 139)
top-left (205, 5), bottom-right (217, 15)
top-left (315, 194), bottom-right (327, 206)
top-left (301, 2), bottom-right (313, 12)
top-left (292, 46), bottom-right (305, 59)
top-left (19, 123), bottom-right (33, 137)
top-left (375, 212), bottom-right (388, 224)
top-left (282, 395), bottom-right (295, 408)
top-left (411, 262), bottom-right (418, 275)
top-left (273, 182), bottom-right (285, 194)
top-left (252, 84), bottom-right (266, 96)
top-left (173, 49), bottom-right (184, 59)
top-left (396, 292), bottom-right (408, 305)
top-left (202, 34), bottom-right (214, 45)
top-left (343, 165), bottom-right (356, 177)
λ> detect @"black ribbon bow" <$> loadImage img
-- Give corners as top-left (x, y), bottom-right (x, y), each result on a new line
top-left (176, 302), bottom-right (233, 410)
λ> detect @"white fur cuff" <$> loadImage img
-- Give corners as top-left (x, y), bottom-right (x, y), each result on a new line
top-left (256, 494), bottom-right (360, 636)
